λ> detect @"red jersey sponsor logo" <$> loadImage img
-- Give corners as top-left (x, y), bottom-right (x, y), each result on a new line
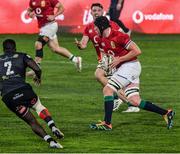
top-left (29, 0), bottom-right (59, 28)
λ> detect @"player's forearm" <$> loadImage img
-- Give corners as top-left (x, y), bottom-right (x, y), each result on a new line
top-left (27, 7), bottom-right (36, 18)
top-left (27, 60), bottom-right (42, 79)
top-left (77, 36), bottom-right (89, 49)
top-left (34, 69), bottom-right (42, 80)
top-left (118, 49), bottom-right (141, 62)
top-left (54, 2), bottom-right (64, 17)
top-left (118, 41), bottom-right (141, 62)
top-left (79, 41), bottom-right (87, 49)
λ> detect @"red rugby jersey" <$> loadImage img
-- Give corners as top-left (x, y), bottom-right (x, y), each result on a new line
top-left (83, 21), bottom-right (119, 62)
top-left (29, 0), bottom-right (59, 28)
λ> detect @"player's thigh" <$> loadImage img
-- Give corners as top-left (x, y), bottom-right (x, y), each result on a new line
top-left (39, 22), bottom-right (58, 40)
top-left (95, 67), bottom-right (106, 79)
top-left (2, 96), bottom-right (30, 118)
top-left (48, 37), bottom-right (60, 51)
top-left (2, 85), bottom-right (38, 116)
top-left (108, 61), bottom-right (141, 92)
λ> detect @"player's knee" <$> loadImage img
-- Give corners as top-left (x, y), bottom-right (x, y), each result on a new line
top-left (128, 98), bottom-right (141, 107)
top-left (35, 41), bottom-right (43, 50)
top-left (95, 69), bottom-right (105, 81)
top-left (107, 78), bottom-right (122, 93)
top-left (125, 87), bottom-right (141, 106)
top-left (35, 36), bottom-right (49, 58)
top-left (103, 85), bottom-right (114, 96)
top-left (35, 36), bottom-right (48, 49)
top-left (94, 70), bottom-right (100, 81)
top-left (32, 98), bottom-right (46, 115)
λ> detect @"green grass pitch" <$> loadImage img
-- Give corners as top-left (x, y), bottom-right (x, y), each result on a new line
top-left (0, 33), bottom-right (180, 153)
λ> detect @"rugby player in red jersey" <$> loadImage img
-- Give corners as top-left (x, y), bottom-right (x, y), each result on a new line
top-left (75, 3), bottom-right (140, 112)
top-left (90, 16), bottom-right (175, 130)
top-left (27, 0), bottom-right (82, 76)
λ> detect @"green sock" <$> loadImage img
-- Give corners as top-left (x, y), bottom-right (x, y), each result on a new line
top-left (104, 96), bottom-right (114, 125)
top-left (127, 102), bottom-right (133, 107)
top-left (113, 92), bottom-right (118, 99)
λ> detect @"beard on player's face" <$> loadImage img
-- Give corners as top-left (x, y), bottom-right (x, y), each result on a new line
top-left (91, 7), bottom-right (103, 20)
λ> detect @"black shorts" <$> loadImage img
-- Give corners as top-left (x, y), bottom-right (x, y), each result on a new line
top-left (2, 85), bottom-right (38, 117)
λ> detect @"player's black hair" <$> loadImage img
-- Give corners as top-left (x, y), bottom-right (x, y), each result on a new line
top-left (91, 3), bottom-right (103, 9)
top-left (94, 16), bottom-right (110, 35)
top-left (3, 39), bottom-right (16, 52)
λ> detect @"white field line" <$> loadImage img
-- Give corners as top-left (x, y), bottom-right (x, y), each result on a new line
top-left (43, 60), bottom-right (170, 69)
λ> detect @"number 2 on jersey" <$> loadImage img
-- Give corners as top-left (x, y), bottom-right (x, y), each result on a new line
top-left (4, 61), bottom-right (14, 75)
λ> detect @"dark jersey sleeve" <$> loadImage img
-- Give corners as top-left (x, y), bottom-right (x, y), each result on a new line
top-left (0, 82), bottom-right (2, 95)
top-left (23, 54), bottom-right (42, 80)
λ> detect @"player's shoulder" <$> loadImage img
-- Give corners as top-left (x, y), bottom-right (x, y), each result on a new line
top-left (13, 52), bottom-right (31, 59)
top-left (112, 29), bottom-right (129, 37)
top-left (14, 51), bottom-right (26, 56)
top-left (111, 30), bottom-right (130, 43)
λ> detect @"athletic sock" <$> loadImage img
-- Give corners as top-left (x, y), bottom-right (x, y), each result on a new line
top-left (127, 102), bottom-right (133, 107)
top-left (44, 135), bottom-right (54, 143)
top-left (104, 96), bottom-right (114, 125)
top-left (113, 92), bottom-right (118, 99)
top-left (69, 55), bottom-right (78, 63)
top-left (39, 109), bottom-right (56, 129)
top-left (139, 100), bottom-right (168, 115)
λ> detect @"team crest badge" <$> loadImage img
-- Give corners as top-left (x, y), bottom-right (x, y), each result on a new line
top-left (111, 41), bottom-right (116, 49)
top-left (89, 29), bottom-right (93, 33)
top-left (101, 42), bottom-right (105, 47)
top-left (32, 2), bottom-right (36, 6)
top-left (41, 0), bottom-right (46, 7)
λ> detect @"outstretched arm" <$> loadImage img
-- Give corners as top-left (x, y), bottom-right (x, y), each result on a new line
top-left (75, 35), bottom-right (89, 50)
top-left (24, 54), bottom-right (42, 85)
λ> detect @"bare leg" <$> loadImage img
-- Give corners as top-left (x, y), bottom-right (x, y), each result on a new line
top-left (20, 110), bottom-right (63, 148)
top-left (48, 37), bottom-right (82, 72)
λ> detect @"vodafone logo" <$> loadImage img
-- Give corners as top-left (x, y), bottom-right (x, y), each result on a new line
top-left (132, 10), bottom-right (144, 24)
top-left (21, 10), bottom-right (33, 24)
top-left (132, 10), bottom-right (174, 24)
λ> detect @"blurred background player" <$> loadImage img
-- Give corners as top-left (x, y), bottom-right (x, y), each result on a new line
top-left (90, 16), bottom-right (175, 130)
top-left (75, 3), bottom-right (139, 112)
top-left (26, 0), bottom-right (82, 76)
top-left (108, 0), bottom-right (131, 35)
top-left (0, 39), bottom-right (64, 148)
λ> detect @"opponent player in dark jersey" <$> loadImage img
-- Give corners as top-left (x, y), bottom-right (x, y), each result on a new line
top-left (0, 39), bottom-right (64, 148)
top-left (108, 0), bottom-right (130, 35)
top-left (26, 0), bottom-right (82, 76)
top-left (90, 16), bottom-right (175, 130)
